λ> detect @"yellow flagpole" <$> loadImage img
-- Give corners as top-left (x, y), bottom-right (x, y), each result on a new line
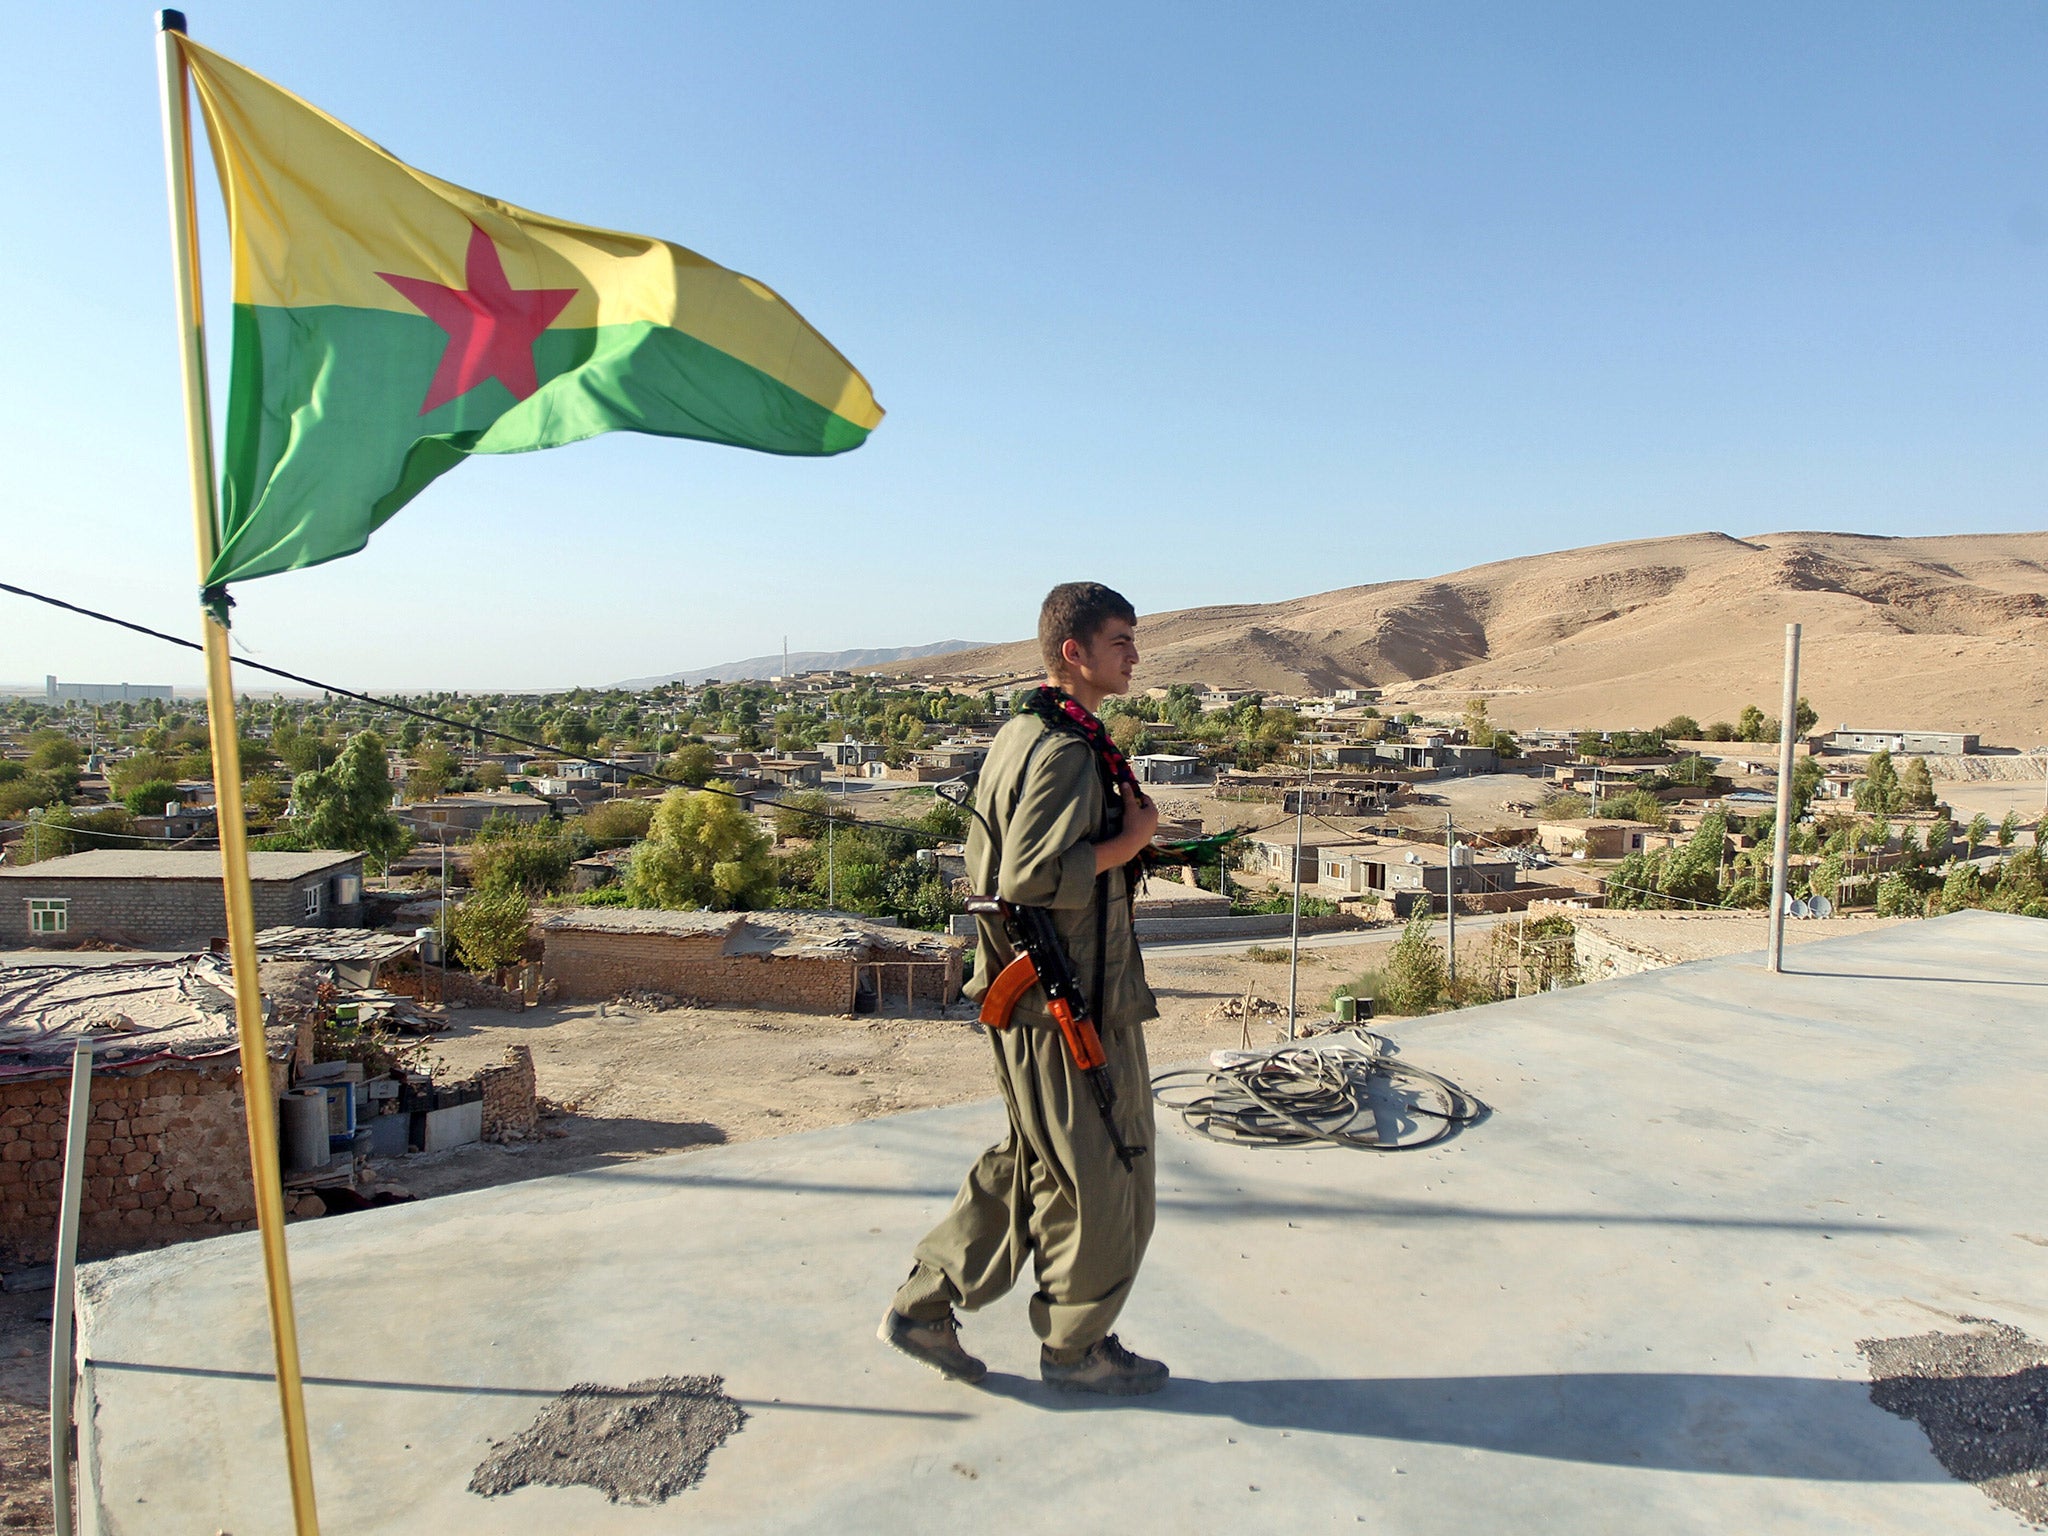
top-left (155, 12), bottom-right (322, 1532)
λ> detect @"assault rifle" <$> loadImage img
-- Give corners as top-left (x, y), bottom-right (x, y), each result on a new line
top-left (964, 894), bottom-right (1144, 1171)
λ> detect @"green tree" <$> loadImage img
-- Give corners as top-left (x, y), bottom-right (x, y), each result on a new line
top-left (1998, 811), bottom-right (2019, 850)
top-left (624, 783), bottom-right (775, 909)
top-left (108, 750), bottom-right (178, 797)
top-left (121, 778), bottom-right (184, 818)
top-left (1704, 720), bottom-right (1736, 742)
top-left (665, 742), bottom-right (717, 786)
top-left (1380, 906), bottom-right (1448, 1015)
top-left (1789, 755), bottom-right (1823, 821)
top-left (1662, 715), bottom-right (1701, 741)
top-left (1965, 813), bottom-right (1991, 858)
top-left (1606, 850), bottom-right (1666, 909)
top-left (1463, 698), bottom-right (1494, 749)
top-left (1935, 862), bottom-right (1985, 914)
top-left (580, 798), bottom-right (655, 847)
top-left (26, 731), bottom-right (82, 777)
top-left (1813, 849), bottom-right (1861, 905)
top-left (1988, 844), bottom-right (2048, 914)
top-left (288, 731), bottom-right (407, 870)
top-left (13, 804), bottom-right (76, 863)
top-left (1926, 816), bottom-right (1954, 861)
top-left (1575, 730), bottom-right (1605, 759)
top-left (1669, 755), bottom-right (1716, 788)
top-left (1598, 787), bottom-right (1666, 825)
top-left (243, 773), bottom-right (286, 825)
top-left (772, 789), bottom-right (836, 842)
top-left (451, 889), bottom-right (533, 973)
top-left (1659, 810), bottom-right (1729, 907)
top-left (1897, 756), bottom-right (1936, 813)
top-left (470, 817), bottom-right (581, 898)
top-left (1854, 750), bottom-right (1901, 815)
top-left (403, 744), bottom-right (459, 803)
top-left (1875, 873), bottom-right (1924, 917)
top-left (1793, 697), bottom-right (1819, 737)
top-left (1734, 705), bottom-right (1767, 743)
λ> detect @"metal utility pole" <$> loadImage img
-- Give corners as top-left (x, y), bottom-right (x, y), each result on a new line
top-left (439, 831), bottom-right (449, 1001)
top-left (1445, 811), bottom-right (1457, 989)
top-left (1286, 749), bottom-right (1312, 1039)
top-left (826, 798), bottom-right (837, 910)
top-left (1766, 622), bottom-right (1802, 973)
top-left (47, 1037), bottom-right (92, 1536)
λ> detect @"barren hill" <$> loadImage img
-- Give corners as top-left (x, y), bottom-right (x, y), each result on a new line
top-left (894, 531), bottom-right (2048, 741)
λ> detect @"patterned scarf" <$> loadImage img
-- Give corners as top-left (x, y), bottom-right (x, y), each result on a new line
top-left (1023, 686), bottom-right (1144, 839)
top-left (1024, 686), bottom-right (1138, 787)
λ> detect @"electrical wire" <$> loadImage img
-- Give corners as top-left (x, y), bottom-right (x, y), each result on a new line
top-left (1150, 1028), bottom-right (1486, 1152)
top-left (3, 577), bottom-right (1324, 860)
top-left (0, 578), bottom-right (963, 847)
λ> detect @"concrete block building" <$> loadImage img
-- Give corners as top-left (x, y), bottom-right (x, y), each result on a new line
top-left (0, 849), bottom-right (364, 949)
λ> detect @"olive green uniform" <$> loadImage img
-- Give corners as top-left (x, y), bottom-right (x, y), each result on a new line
top-left (892, 713), bottom-right (1159, 1351)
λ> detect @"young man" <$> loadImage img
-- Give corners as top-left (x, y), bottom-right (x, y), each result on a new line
top-left (879, 581), bottom-right (1169, 1395)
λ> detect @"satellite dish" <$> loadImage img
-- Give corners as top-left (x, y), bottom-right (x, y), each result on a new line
top-left (1790, 898), bottom-right (1811, 918)
top-left (1810, 895), bottom-right (1833, 918)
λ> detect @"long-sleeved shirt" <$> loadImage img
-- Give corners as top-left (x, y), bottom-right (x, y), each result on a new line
top-left (962, 713), bottom-right (1158, 1031)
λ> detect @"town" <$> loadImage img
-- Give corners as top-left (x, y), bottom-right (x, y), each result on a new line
top-left (3, 660), bottom-right (2040, 1257)
top-left (9, 4), bottom-right (2047, 1527)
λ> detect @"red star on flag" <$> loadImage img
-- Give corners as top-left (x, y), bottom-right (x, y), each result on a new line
top-left (377, 225), bottom-right (577, 415)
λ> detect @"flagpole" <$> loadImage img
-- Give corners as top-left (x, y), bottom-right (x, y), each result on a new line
top-left (155, 13), bottom-right (322, 1534)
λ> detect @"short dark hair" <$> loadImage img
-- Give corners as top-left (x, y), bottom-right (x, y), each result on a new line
top-left (1039, 582), bottom-right (1136, 676)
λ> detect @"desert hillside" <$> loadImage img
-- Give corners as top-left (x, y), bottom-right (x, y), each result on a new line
top-left (890, 531), bottom-right (2048, 742)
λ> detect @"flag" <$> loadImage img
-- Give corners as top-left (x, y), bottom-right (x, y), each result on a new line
top-left (178, 38), bottom-right (883, 589)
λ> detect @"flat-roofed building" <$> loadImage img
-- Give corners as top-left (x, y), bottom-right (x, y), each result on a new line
top-left (1536, 819), bottom-right (1654, 860)
top-left (0, 849), bottom-right (363, 949)
top-left (1826, 728), bottom-right (1979, 756)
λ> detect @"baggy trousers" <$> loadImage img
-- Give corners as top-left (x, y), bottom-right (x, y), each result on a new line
top-left (893, 1010), bottom-right (1156, 1352)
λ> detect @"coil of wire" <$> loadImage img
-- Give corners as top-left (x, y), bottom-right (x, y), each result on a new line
top-left (1150, 1029), bottom-right (1486, 1151)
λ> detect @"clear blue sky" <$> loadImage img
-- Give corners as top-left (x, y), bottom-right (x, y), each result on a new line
top-left (6, 2), bottom-right (2046, 692)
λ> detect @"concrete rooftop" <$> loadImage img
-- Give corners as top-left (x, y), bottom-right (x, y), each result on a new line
top-left (76, 912), bottom-right (2046, 1533)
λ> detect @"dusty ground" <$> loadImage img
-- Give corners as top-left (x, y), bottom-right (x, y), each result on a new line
top-left (0, 1288), bottom-right (53, 1534)
top-left (387, 942), bottom-right (1371, 1199)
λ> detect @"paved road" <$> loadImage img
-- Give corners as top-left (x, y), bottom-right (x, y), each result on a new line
top-left (1143, 910), bottom-right (1512, 956)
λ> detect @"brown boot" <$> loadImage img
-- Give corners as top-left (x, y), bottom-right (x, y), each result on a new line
top-left (878, 1308), bottom-right (987, 1383)
top-left (1040, 1334), bottom-right (1169, 1396)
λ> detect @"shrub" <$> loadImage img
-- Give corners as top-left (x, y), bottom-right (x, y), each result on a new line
top-left (470, 816), bottom-right (583, 898)
top-left (1875, 873), bottom-right (1925, 918)
top-left (451, 889), bottom-right (533, 972)
top-left (122, 778), bottom-right (184, 817)
top-left (1378, 907), bottom-right (1448, 1015)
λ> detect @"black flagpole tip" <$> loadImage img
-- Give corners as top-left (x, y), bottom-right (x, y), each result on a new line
top-left (158, 9), bottom-right (188, 33)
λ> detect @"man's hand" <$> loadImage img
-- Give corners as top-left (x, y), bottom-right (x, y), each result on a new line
top-left (1095, 780), bottom-right (1160, 873)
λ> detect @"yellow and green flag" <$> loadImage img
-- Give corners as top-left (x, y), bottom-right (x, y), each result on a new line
top-left (179, 38), bottom-right (883, 589)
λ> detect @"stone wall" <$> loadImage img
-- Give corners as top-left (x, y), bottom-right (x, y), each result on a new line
top-left (542, 929), bottom-right (858, 1013)
top-left (476, 1046), bottom-right (538, 1140)
top-left (0, 1058), bottom-right (285, 1264)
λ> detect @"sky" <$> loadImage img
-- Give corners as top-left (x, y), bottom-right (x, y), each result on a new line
top-left (5, 2), bottom-right (2047, 692)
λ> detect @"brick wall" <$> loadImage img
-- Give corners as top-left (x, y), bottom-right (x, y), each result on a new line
top-left (0, 861), bottom-right (363, 948)
top-left (0, 1057), bottom-right (288, 1264)
top-left (542, 929), bottom-right (857, 1013)
top-left (862, 942), bottom-right (964, 1006)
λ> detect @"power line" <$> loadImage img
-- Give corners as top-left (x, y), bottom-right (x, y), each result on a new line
top-left (0, 579), bottom-right (959, 847)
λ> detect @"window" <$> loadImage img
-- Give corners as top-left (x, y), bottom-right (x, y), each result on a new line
top-left (303, 885), bottom-right (322, 918)
top-left (28, 898), bottom-right (68, 936)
